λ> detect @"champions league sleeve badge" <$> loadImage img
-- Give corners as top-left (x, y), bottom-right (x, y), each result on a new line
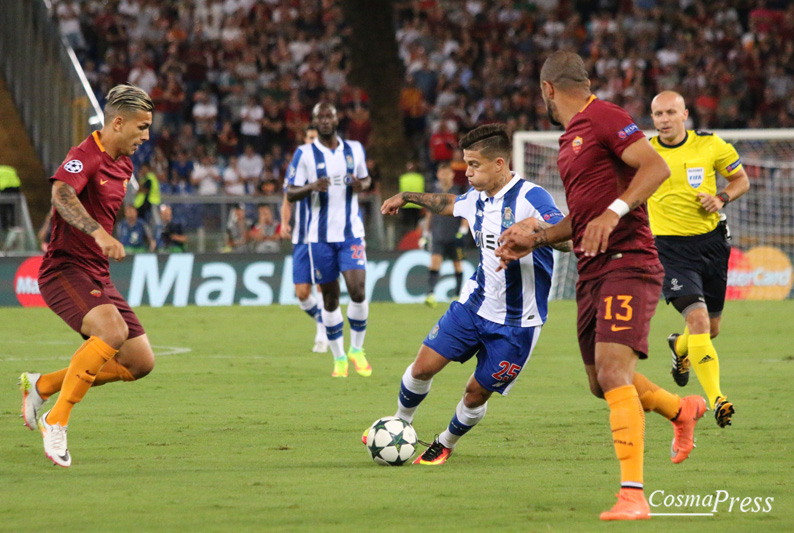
top-left (64, 160), bottom-right (84, 173)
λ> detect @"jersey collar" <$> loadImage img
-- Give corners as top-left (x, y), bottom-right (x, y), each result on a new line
top-left (92, 130), bottom-right (106, 152)
top-left (657, 130), bottom-right (689, 149)
top-left (481, 173), bottom-right (521, 201)
top-left (579, 94), bottom-right (597, 113)
top-left (314, 136), bottom-right (345, 154)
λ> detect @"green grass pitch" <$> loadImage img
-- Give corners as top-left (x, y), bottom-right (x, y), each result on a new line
top-left (1, 300), bottom-right (792, 531)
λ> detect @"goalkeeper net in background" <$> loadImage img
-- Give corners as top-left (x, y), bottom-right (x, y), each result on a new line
top-left (514, 129), bottom-right (794, 301)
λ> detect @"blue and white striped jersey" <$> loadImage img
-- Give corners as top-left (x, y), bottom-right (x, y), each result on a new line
top-left (454, 174), bottom-right (565, 327)
top-left (286, 136), bottom-right (368, 244)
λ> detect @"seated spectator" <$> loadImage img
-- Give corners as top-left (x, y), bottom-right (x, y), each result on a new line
top-left (117, 205), bottom-right (155, 253)
top-left (169, 150), bottom-right (195, 194)
top-left (257, 172), bottom-right (279, 197)
top-left (216, 120), bottom-right (239, 159)
top-left (238, 144), bottom-right (264, 194)
top-left (225, 204), bottom-right (250, 252)
top-left (192, 89), bottom-right (219, 143)
top-left (223, 155), bottom-right (246, 196)
top-left (249, 205), bottom-right (280, 253)
top-left (157, 204), bottom-right (187, 252)
top-left (191, 154), bottom-right (222, 195)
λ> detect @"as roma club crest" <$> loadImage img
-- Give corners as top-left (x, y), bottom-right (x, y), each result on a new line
top-left (572, 136), bottom-right (583, 154)
top-left (123, 179), bottom-right (129, 192)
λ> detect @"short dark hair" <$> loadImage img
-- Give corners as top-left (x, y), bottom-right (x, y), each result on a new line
top-left (540, 51), bottom-right (590, 90)
top-left (312, 102), bottom-right (337, 119)
top-left (459, 124), bottom-right (511, 162)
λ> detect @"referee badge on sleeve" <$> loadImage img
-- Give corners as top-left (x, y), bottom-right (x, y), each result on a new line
top-left (687, 167), bottom-right (704, 188)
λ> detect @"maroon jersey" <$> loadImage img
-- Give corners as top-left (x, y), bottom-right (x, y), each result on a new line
top-left (40, 131), bottom-right (132, 281)
top-left (557, 96), bottom-right (660, 280)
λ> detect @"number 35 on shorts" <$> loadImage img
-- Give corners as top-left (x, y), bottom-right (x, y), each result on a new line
top-left (603, 295), bottom-right (633, 331)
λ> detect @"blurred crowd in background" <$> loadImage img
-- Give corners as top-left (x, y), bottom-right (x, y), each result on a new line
top-left (43, 0), bottom-right (794, 251)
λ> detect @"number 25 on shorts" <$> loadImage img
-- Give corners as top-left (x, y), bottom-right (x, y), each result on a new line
top-left (603, 295), bottom-right (633, 331)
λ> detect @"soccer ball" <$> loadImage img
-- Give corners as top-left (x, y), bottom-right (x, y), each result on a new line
top-left (365, 416), bottom-right (418, 466)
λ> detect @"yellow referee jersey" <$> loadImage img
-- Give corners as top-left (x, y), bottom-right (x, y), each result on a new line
top-left (648, 130), bottom-right (743, 236)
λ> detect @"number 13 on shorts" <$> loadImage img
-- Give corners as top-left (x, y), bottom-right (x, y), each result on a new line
top-left (603, 295), bottom-right (633, 331)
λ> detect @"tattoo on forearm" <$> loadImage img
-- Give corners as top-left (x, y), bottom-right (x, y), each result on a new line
top-left (535, 221), bottom-right (573, 252)
top-left (402, 192), bottom-right (451, 214)
top-left (628, 200), bottom-right (641, 210)
top-left (54, 184), bottom-right (100, 235)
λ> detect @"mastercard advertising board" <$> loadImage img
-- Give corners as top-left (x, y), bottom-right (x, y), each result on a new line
top-left (727, 246), bottom-right (793, 300)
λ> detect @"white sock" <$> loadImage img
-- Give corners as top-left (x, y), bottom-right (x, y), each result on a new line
top-left (321, 307), bottom-right (346, 361)
top-left (315, 320), bottom-right (326, 339)
top-left (438, 399), bottom-right (487, 449)
top-left (298, 295), bottom-right (322, 323)
top-left (346, 299), bottom-right (368, 350)
top-left (395, 363), bottom-right (433, 423)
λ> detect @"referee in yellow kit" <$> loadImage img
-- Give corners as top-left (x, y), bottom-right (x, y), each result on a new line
top-left (648, 90), bottom-right (750, 428)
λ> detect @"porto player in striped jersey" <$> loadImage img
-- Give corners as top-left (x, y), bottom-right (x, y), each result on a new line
top-left (280, 125), bottom-right (328, 354)
top-left (18, 85), bottom-right (155, 467)
top-left (286, 103), bottom-right (372, 378)
top-left (497, 51), bottom-right (707, 520)
top-left (379, 124), bottom-right (571, 465)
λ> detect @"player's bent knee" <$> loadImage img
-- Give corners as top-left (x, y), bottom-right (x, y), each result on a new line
top-left (294, 284), bottom-right (312, 300)
top-left (132, 358), bottom-right (154, 379)
top-left (348, 288), bottom-right (365, 303)
top-left (126, 351), bottom-right (155, 380)
top-left (94, 320), bottom-right (129, 349)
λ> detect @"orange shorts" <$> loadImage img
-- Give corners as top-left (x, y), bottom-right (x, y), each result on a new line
top-left (575, 264), bottom-right (664, 365)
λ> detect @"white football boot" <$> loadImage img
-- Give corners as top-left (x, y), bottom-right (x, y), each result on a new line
top-left (39, 410), bottom-right (71, 467)
top-left (312, 322), bottom-right (328, 353)
top-left (19, 372), bottom-right (45, 430)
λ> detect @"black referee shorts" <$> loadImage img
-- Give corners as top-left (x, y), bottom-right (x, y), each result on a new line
top-left (430, 240), bottom-right (464, 261)
top-left (655, 226), bottom-right (731, 315)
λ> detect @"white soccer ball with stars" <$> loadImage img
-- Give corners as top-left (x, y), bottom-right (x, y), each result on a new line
top-left (365, 416), bottom-right (418, 466)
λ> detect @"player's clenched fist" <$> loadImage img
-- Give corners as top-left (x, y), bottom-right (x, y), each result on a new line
top-left (93, 228), bottom-right (126, 261)
top-left (381, 193), bottom-right (407, 215)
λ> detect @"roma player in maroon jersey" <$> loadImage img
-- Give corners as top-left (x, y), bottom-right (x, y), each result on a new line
top-left (496, 51), bottom-right (707, 521)
top-left (19, 84), bottom-right (155, 467)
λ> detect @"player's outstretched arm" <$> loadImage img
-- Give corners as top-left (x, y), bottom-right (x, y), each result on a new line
top-left (381, 192), bottom-right (456, 216)
top-left (52, 180), bottom-right (126, 261)
top-left (496, 216), bottom-right (573, 270)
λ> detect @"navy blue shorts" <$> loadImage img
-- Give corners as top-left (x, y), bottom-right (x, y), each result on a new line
top-left (423, 301), bottom-right (539, 395)
top-left (655, 227), bottom-right (730, 314)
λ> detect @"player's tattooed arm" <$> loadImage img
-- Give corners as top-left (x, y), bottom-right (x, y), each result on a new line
top-left (52, 181), bottom-right (101, 235)
top-left (401, 193), bottom-right (456, 216)
top-left (536, 220), bottom-right (573, 252)
top-left (52, 180), bottom-right (126, 260)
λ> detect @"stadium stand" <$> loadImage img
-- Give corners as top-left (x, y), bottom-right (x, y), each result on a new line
top-left (38, 0), bottom-right (794, 250)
